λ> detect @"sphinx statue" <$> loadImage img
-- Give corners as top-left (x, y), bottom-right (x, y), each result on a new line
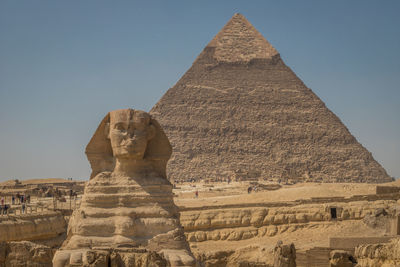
top-left (53, 109), bottom-right (196, 267)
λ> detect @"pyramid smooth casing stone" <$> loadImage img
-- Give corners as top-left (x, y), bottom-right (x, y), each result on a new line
top-left (150, 13), bottom-right (391, 183)
top-left (53, 109), bottom-right (195, 267)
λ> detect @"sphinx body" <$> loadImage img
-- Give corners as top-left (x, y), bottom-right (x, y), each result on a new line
top-left (53, 109), bottom-right (195, 267)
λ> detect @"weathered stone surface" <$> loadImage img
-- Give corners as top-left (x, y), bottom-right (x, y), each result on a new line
top-left (329, 250), bottom-right (354, 267)
top-left (354, 237), bottom-right (400, 267)
top-left (181, 200), bottom-right (395, 242)
top-left (0, 212), bottom-right (66, 243)
top-left (53, 109), bottom-right (195, 266)
top-left (0, 241), bottom-right (53, 267)
top-left (273, 241), bottom-right (296, 267)
top-left (150, 13), bottom-right (391, 183)
top-left (111, 249), bottom-right (167, 267)
top-left (53, 248), bottom-right (168, 267)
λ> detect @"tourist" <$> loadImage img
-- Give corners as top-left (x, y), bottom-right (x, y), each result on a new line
top-left (3, 204), bottom-right (8, 215)
top-left (0, 197), bottom-right (4, 206)
top-left (12, 195), bottom-right (15, 205)
top-left (22, 203), bottom-right (25, 214)
top-left (27, 194), bottom-right (31, 204)
top-left (247, 186), bottom-right (252, 194)
top-left (195, 190), bottom-right (199, 198)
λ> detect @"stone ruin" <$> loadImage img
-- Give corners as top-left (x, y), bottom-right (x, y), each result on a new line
top-left (274, 241), bottom-right (296, 267)
top-left (150, 13), bottom-right (391, 183)
top-left (329, 250), bottom-right (355, 267)
top-left (53, 109), bottom-right (196, 266)
top-left (355, 237), bottom-right (400, 266)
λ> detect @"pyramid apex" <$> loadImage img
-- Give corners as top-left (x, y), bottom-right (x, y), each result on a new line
top-left (207, 14), bottom-right (279, 63)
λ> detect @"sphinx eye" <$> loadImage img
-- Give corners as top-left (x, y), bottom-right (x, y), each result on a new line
top-left (114, 123), bottom-right (125, 131)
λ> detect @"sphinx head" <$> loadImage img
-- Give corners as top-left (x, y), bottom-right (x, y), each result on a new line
top-left (107, 109), bottom-right (155, 160)
top-left (85, 109), bottom-right (171, 179)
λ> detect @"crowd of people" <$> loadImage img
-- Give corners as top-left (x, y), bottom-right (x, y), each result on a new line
top-left (0, 193), bottom-right (31, 215)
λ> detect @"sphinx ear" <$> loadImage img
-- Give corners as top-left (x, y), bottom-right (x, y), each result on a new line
top-left (147, 125), bottom-right (156, 140)
top-left (105, 122), bottom-right (110, 139)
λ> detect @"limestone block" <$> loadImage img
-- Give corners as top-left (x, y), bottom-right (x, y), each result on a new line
top-left (295, 213), bottom-right (307, 223)
top-left (4, 241), bottom-right (53, 267)
top-left (329, 250), bottom-right (354, 267)
top-left (273, 214), bottom-right (288, 225)
top-left (355, 238), bottom-right (400, 266)
top-left (267, 225), bottom-right (278, 237)
top-left (250, 208), bottom-right (267, 227)
top-left (273, 241), bottom-right (296, 267)
top-left (0, 213), bottom-right (66, 242)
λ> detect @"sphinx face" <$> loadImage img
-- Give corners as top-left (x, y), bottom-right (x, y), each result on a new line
top-left (108, 109), bottom-right (153, 160)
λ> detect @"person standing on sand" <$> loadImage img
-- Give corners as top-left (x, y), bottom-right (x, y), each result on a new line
top-left (195, 190), bottom-right (199, 198)
top-left (3, 204), bottom-right (8, 215)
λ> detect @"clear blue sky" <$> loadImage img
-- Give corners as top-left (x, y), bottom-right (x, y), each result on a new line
top-left (0, 1), bottom-right (399, 181)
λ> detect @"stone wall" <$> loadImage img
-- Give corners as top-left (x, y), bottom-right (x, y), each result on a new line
top-left (180, 199), bottom-right (395, 243)
top-left (0, 241), bottom-right (53, 267)
top-left (355, 237), bottom-right (400, 267)
top-left (329, 237), bottom-right (393, 250)
top-left (376, 185), bottom-right (400, 194)
top-left (0, 212), bottom-right (66, 242)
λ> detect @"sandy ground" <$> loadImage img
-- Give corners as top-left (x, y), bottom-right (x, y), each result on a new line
top-left (174, 181), bottom-right (378, 208)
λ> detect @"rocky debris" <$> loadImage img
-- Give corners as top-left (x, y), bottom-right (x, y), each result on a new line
top-left (53, 109), bottom-right (195, 266)
top-left (197, 250), bottom-right (235, 267)
top-left (250, 182), bottom-right (282, 191)
top-left (354, 237), bottom-right (400, 267)
top-left (0, 241), bottom-right (53, 267)
top-left (196, 246), bottom-right (276, 267)
top-left (273, 241), bottom-right (296, 267)
top-left (374, 208), bottom-right (388, 217)
top-left (329, 250), bottom-right (356, 267)
top-left (150, 13), bottom-right (391, 183)
top-left (53, 248), bottom-right (168, 267)
top-left (363, 208), bottom-right (388, 229)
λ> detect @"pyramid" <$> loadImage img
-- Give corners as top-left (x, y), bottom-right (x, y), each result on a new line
top-left (150, 13), bottom-right (391, 183)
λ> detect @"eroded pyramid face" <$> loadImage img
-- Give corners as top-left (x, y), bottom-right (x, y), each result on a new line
top-left (150, 13), bottom-right (391, 183)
